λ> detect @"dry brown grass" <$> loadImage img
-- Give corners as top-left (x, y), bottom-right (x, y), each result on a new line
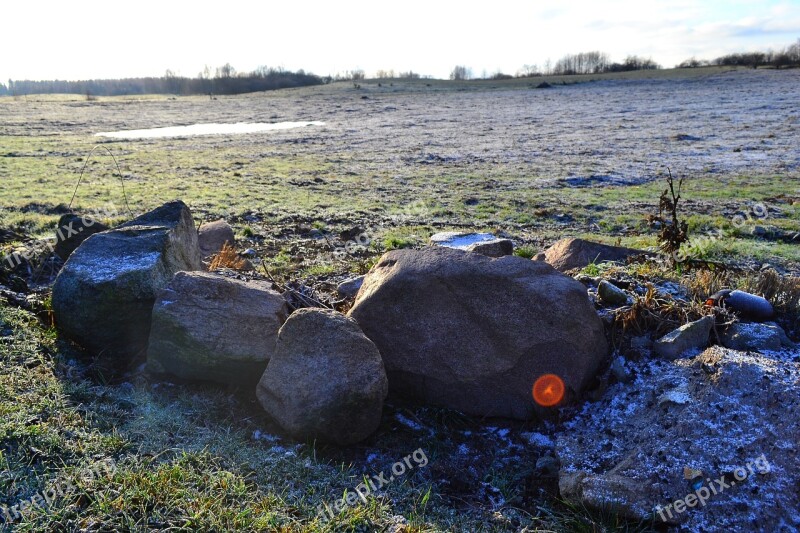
top-left (681, 267), bottom-right (800, 335)
top-left (681, 269), bottom-right (739, 301)
top-left (208, 242), bottom-right (251, 271)
top-left (612, 283), bottom-right (710, 346)
top-left (745, 269), bottom-right (800, 332)
top-left (682, 268), bottom-right (800, 309)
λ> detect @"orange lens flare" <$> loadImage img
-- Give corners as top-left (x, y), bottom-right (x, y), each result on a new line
top-left (532, 374), bottom-right (565, 407)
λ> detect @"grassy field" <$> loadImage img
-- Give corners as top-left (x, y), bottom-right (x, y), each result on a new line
top-left (1, 67), bottom-right (799, 531)
top-left (2, 66), bottom-right (799, 284)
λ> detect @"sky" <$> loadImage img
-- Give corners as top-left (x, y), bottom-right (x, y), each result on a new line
top-left (2, 0), bottom-right (799, 82)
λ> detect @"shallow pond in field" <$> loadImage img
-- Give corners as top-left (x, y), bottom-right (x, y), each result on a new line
top-left (95, 121), bottom-right (325, 139)
top-left (429, 232), bottom-right (499, 249)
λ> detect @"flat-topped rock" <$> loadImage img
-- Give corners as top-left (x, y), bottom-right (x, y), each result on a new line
top-left (52, 201), bottom-right (203, 366)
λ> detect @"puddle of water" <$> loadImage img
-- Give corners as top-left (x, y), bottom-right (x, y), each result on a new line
top-left (95, 121), bottom-right (325, 139)
top-left (430, 232), bottom-right (498, 249)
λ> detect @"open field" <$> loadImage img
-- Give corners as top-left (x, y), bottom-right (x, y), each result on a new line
top-left (1, 67), bottom-right (799, 531)
top-left (1, 66), bottom-right (799, 280)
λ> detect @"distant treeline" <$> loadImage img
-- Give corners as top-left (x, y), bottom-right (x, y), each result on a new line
top-left (4, 39), bottom-right (799, 97)
top-left (551, 52), bottom-right (659, 75)
top-left (452, 52), bottom-right (661, 80)
top-left (679, 38), bottom-right (800, 69)
top-left (0, 65), bottom-right (324, 97)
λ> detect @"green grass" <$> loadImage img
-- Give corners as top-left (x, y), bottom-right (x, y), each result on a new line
top-left (1, 73), bottom-right (796, 531)
top-left (1, 126), bottom-right (797, 270)
top-left (513, 246), bottom-right (537, 259)
top-left (0, 302), bottom-right (658, 531)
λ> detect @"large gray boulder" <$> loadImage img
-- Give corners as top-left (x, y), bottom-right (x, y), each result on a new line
top-left (348, 247), bottom-right (608, 419)
top-left (147, 271), bottom-right (288, 386)
top-left (257, 308), bottom-right (388, 445)
top-left (557, 346), bottom-right (800, 531)
top-left (533, 237), bottom-right (648, 272)
top-left (52, 201), bottom-right (203, 365)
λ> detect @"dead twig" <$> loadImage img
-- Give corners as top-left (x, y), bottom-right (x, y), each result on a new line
top-left (260, 262), bottom-right (332, 311)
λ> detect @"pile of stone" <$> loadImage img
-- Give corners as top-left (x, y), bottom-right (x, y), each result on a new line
top-left (51, 203), bottom-right (611, 444)
top-left (49, 212), bottom-right (800, 526)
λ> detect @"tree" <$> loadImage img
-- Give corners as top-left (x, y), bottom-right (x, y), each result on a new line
top-left (450, 65), bottom-right (471, 80)
top-left (678, 57), bottom-right (703, 68)
top-left (789, 38), bottom-right (800, 63)
top-left (164, 69), bottom-right (183, 95)
top-left (0, 68), bottom-right (324, 97)
top-left (772, 51), bottom-right (791, 69)
top-left (552, 51), bottom-right (612, 75)
top-left (215, 63), bottom-right (236, 78)
top-left (517, 64), bottom-right (539, 77)
top-left (198, 65), bottom-right (213, 94)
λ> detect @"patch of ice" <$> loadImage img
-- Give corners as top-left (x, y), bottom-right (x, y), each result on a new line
top-left (521, 432), bottom-right (555, 447)
top-left (266, 444), bottom-right (300, 457)
top-left (429, 232), bottom-right (498, 249)
top-left (95, 121), bottom-right (325, 139)
top-left (656, 281), bottom-right (689, 300)
top-left (658, 385), bottom-right (692, 406)
top-left (253, 430), bottom-right (280, 442)
top-left (395, 413), bottom-right (423, 431)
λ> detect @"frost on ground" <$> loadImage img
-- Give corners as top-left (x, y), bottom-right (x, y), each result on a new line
top-left (556, 345), bottom-right (800, 532)
top-left (1, 69), bottom-right (798, 185)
